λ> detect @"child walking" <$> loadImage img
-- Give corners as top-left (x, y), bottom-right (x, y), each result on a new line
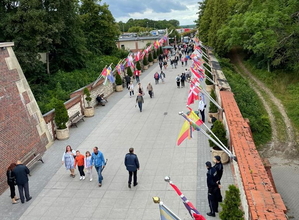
top-left (75, 150), bottom-right (85, 180)
top-left (85, 151), bottom-right (93, 181)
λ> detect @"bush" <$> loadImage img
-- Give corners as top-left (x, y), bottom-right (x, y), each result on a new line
top-left (115, 73), bottom-right (123, 85)
top-left (127, 67), bottom-right (133, 77)
top-left (54, 99), bottom-right (69, 129)
top-left (143, 55), bottom-right (148, 66)
top-left (220, 185), bottom-right (244, 220)
top-left (209, 89), bottom-right (218, 113)
top-left (159, 46), bottom-right (163, 55)
top-left (136, 62), bottom-right (141, 71)
top-left (209, 120), bottom-right (228, 150)
top-left (153, 49), bottom-right (157, 59)
top-left (83, 88), bottom-right (92, 108)
top-left (148, 52), bottom-right (153, 62)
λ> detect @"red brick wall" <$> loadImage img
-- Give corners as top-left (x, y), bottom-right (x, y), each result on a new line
top-left (0, 47), bottom-right (48, 194)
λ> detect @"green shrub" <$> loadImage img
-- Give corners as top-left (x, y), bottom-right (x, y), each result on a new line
top-left (153, 50), bottom-right (157, 59)
top-left (143, 56), bottom-right (148, 66)
top-left (54, 99), bottom-right (69, 129)
top-left (127, 67), bottom-right (133, 77)
top-left (83, 88), bottom-right (92, 107)
top-left (136, 62), bottom-right (141, 71)
top-left (209, 120), bottom-right (228, 150)
top-left (148, 52), bottom-right (153, 62)
top-left (220, 185), bottom-right (244, 220)
top-left (209, 89), bottom-right (218, 113)
top-left (115, 73), bottom-right (123, 85)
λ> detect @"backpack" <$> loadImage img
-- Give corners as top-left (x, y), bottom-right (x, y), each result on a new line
top-left (137, 96), bottom-right (143, 102)
top-left (154, 73), bottom-right (159, 79)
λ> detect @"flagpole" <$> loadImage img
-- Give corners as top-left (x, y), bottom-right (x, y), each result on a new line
top-left (178, 112), bottom-right (236, 160)
top-left (198, 87), bottom-right (223, 110)
top-left (152, 197), bottom-right (182, 220)
top-left (92, 65), bottom-right (107, 88)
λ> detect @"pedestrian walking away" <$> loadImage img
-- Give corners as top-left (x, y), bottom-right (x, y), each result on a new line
top-left (136, 93), bottom-right (144, 112)
top-left (176, 74), bottom-right (181, 88)
top-left (91, 147), bottom-right (106, 187)
top-left (154, 72), bottom-right (160, 85)
top-left (85, 151), bottom-right (93, 181)
top-left (62, 145), bottom-right (76, 178)
top-left (124, 148), bottom-right (140, 188)
top-left (12, 160), bottom-right (32, 204)
top-left (180, 72), bottom-right (186, 87)
top-left (205, 161), bottom-right (218, 217)
top-left (6, 163), bottom-right (19, 204)
top-left (75, 150), bottom-right (85, 180)
top-left (147, 83), bottom-right (154, 98)
top-left (160, 71), bottom-right (165, 83)
top-left (124, 74), bottom-right (131, 89)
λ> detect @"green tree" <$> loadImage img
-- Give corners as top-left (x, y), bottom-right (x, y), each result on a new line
top-left (54, 99), bottom-right (69, 129)
top-left (209, 120), bottom-right (228, 150)
top-left (80, 0), bottom-right (120, 55)
top-left (220, 185), bottom-right (244, 220)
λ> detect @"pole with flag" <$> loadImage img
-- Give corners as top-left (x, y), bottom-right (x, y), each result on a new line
top-left (164, 176), bottom-right (206, 220)
top-left (153, 197), bottom-right (181, 220)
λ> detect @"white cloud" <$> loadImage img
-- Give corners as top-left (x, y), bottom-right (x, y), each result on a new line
top-left (102, 0), bottom-right (199, 25)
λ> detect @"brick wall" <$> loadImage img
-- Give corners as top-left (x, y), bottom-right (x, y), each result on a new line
top-left (0, 43), bottom-right (52, 195)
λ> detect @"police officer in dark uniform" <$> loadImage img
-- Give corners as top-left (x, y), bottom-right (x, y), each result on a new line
top-left (206, 161), bottom-right (218, 217)
top-left (213, 156), bottom-right (223, 212)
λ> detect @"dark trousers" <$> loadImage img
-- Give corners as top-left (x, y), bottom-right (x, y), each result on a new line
top-left (137, 102), bottom-right (142, 112)
top-left (200, 109), bottom-right (205, 123)
top-left (9, 183), bottom-right (16, 199)
top-left (176, 81), bottom-right (180, 87)
top-left (128, 170), bottom-right (138, 185)
top-left (130, 90), bottom-right (134, 96)
top-left (78, 165), bottom-right (85, 176)
top-left (18, 182), bottom-right (30, 203)
top-left (149, 91), bottom-right (153, 98)
top-left (208, 192), bottom-right (218, 214)
top-left (126, 82), bottom-right (130, 89)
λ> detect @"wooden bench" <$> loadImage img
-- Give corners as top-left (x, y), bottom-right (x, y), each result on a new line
top-left (21, 150), bottom-right (44, 172)
top-left (69, 111), bottom-right (84, 127)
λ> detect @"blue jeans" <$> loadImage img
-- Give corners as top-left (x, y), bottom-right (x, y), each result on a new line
top-left (95, 166), bottom-right (103, 183)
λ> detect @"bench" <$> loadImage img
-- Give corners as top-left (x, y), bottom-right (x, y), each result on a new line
top-left (21, 150), bottom-right (44, 172)
top-left (69, 111), bottom-right (84, 127)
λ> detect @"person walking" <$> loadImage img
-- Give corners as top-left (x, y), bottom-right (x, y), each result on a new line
top-left (85, 151), bottom-right (93, 181)
top-left (124, 148), bottom-right (140, 188)
top-left (198, 95), bottom-right (206, 123)
top-left (205, 161), bottom-right (218, 217)
top-left (128, 81), bottom-right (134, 97)
top-left (7, 163), bottom-right (19, 204)
top-left (62, 145), bottom-right (76, 178)
top-left (176, 74), bottom-right (181, 88)
top-left (75, 150), bottom-right (85, 180)
top-left (13, 160), bottom-right (32, 204)
top-left (124, 74), bottom-right (131, 89)
top-left (147, 83), bottom-right (153, 98)
top-left (91, 147), bottom-right (106, 187)
top-left (160, 71), bottom-right (165, 83)
top-left (134, 69), bottom-right (140, 83)
top-left (154, 72), bottom-right (160, 85)
top-left (136, 93), bottom-right (144, 112)
top-left (180, 73), bottom-right (186, 87)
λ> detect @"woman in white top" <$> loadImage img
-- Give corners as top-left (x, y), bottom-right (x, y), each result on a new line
top-left (128, 81), bottom-right (134, 97)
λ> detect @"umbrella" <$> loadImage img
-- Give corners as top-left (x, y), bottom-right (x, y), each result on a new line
top-left (162, 46), bottom-right (174, 49)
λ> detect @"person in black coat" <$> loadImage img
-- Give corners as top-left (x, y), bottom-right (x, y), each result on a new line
top-left (124, 148), bottom-right (140, 188)
top-left (213, 156), bottom-right (223, 212)
top-left (206, 161), bottom-right (218, 217)
top-left (12, 160), bottom-right (32, 204)
top-left (7, 163), bottom-right (19, 204)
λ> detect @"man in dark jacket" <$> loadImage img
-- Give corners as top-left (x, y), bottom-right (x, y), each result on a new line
top-left (206, 161), bottom-right (218, 217)
top-left (13, 160), bottom-right (32, 204)
top-left (124, 148), bottom-right (140, 188)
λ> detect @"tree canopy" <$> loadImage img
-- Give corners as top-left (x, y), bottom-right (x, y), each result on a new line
top-left (197, 0), bottom-right (299, 72)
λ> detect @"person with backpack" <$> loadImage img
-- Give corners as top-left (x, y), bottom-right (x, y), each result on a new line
top-left (147, 83), bottom-right (154, 98)
top-left (180, 73), bottom-right (186, 87)
top-left (160, 71), bottom-right (165, 84)
top-left (136, 93), bottom-right (144, 112)
top-left (154, 72), bottom-right (160, 84)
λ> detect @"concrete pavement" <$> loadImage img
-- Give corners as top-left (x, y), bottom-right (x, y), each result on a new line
top-left (0, 61), bottom-right (234, 220)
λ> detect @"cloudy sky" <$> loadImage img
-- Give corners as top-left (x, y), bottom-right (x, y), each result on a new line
top-left (101, 0), bottom-right (199, 26)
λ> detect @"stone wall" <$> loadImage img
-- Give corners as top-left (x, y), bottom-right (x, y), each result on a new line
top-left (0, 42), bottom-right (52, 194)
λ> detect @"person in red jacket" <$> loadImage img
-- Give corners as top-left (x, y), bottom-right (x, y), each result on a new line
top-left (75, 150), bottom-right (85, 180)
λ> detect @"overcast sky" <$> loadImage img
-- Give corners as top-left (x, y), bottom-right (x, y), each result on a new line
top-left (101, 0), bottom-right (199, 26)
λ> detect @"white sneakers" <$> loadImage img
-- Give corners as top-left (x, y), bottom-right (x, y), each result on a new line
top-left (79, 176), bottom-right (83, 180)
top-left (79, 176), bottom-right (86, 180)
top-left (90, 178), bottom-right (92, 182)
top-left (82, 176), bottom-right (85, 180)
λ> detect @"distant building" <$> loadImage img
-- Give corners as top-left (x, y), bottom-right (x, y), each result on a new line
top-left (116, 35), bottom-right (162, 52)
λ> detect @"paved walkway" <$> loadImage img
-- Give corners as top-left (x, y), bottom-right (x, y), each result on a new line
top-left (0, 61), bottom-right (234, 220)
